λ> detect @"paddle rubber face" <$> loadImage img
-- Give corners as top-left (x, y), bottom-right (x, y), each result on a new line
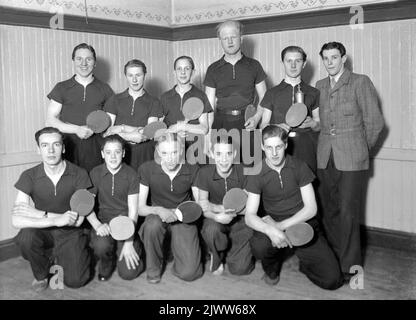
top-left (143, 121), bottom-right (167, 139)
top-left (86, 110), bottom-right (111, 133)
top-left (109, 216), bottom-right (135, 241)
top-left (244, 104), bottom-right (257, 122)
top-left (182, 97), bottom-right (204, 121)
top-left (285, 222), bottom-right (314, 246)
top-left (222, 188), bottom-right (247, 213)
top-left (285, 103), bottom-right (308, 127)
top-left (70, 189), bottom-right (95, 216)
top-left (175, 201), bottom-right (202, 223)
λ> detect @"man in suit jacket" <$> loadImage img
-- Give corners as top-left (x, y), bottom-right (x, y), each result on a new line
top-left (315, 42), bottom-right (384, 282)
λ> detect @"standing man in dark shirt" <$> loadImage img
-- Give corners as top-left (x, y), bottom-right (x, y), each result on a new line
top-left (47, 43), bottom-right (114, 172)
top-left (12, 127), bottom-right (92, 291)
top-left (261, 46), bottom-right (320, 172)
top-left (204, 20), bottom-right (267, 164)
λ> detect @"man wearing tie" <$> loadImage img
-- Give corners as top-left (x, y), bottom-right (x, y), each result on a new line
top-left (315, 42), bottom-right (384, 282)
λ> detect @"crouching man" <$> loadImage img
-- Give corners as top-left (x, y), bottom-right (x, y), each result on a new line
top-left (12, 127), bottom-right (92, 291)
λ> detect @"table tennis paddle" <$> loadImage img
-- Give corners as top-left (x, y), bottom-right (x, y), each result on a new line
top-left (222, 188), bottom-right (247, 214)
top-left (86, 110), bottom-right (111, 133)
top-left (244, 104), bottom-right (257, 122)
top-left (262, 216), bottom-right (314, 247)
top-left (285, 103), bottom-right (308, 128)
top-left (182, 97), bottom-right (204, 122)
top-left (285, 222), bottom-right (314, 246)
top-left (174, 201), bottom-right (202, 223)
top-left (109, 216), bottom-right (135, 241)
top-left (69, 189), bottom-right (95, 216)
top-left (143, 121), bottom-right (167, 139)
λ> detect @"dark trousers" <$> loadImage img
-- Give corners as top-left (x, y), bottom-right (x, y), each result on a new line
top-left (125, 140), bottom-right (155, 172)
top-left (15, 228), bottom-right (91, 288)
top-left (90, 231), bottom-right (144, 280)
top-left (201, 216), bottom-right (254, 275)
top-left (212, 112), bottom-right (258, 167)
top-left (250, 221), bottom-right (343, 290)
top-left (139, 215), bottom-right (203, 281)
top-left (64, 134), bottom-right (103, 172)
top-left (287, 130), bottom-right (319, 173)
top-left (317, 154), bottom-right (367, 273)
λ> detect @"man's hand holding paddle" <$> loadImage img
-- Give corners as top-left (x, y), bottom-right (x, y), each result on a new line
top-left (157, 207), bottom-right (178, 223)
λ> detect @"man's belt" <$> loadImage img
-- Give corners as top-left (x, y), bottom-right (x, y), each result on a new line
top-left (216, 106), bottom-right (247, 116)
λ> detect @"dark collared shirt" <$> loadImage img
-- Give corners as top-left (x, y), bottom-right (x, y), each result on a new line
top-left (245, 155), bottom-right (314, 219)
top-left (89, 163), bottom-right (139, 222)
top-left (14, 161), bottom-right (91, 214)
top-left (138, 161), bottom-right (198, 209)
top-left (104, 89), bottom-right (163, 127)
top-left (195, 164), bottom-right (246, 205)
top-left (160, 85), bottom-right (212, 127)
top-left (204, 54), bottom-right (266, 111)
top-left (260, 80), bottom-right (319, 132)
top-left (47, 75), bottom-right (114, 125)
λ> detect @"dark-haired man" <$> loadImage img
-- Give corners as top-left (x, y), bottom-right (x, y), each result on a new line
top-left (316, 42), bottom-right (384, 281)
top-left (47, 43), bottom-right (114, 172)
top-left (260, 46), bottom-right (320, 172)
top-left (12, 127), bottom-right (92, 291)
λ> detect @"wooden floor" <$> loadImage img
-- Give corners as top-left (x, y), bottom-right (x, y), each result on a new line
top-left (0, 245), bottom-right (415, 300)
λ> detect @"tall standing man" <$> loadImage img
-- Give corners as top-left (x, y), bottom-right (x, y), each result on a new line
top-left (204, 20), bottom-right (267, 163)
top-left (316, 42), bottom-right (384, 281)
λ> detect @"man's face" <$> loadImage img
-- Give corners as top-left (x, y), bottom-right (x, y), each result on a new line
top-left (157, 140), bottom-right (183, 171)
top-left (212, 143), bottom-right (236, 174)
top-left (174, 59), bottom-right (193, 85)
top-left (73, 48), bottom-right (95, 78)
top-left (37, 133), bottom-right (64, 166)
top-left (283, 51), bottom-right (306, 79)
top-left (321, 48), bottom-right (346, 77)
top-left (126, 66), bottom-right (145, 92)
top-left (219, 25), bottom-right (242, 56)
top-left (101, 141), bottom-right (124, 172)
top-left (262, 136), bottom-right (287, 167)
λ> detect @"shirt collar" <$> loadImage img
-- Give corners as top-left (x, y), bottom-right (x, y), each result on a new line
top-left (212, 165), bottom-right (239, 182)
top-left (34, 160), bottom-right (76, 179)
top-left (119, 88), bottom-right (147, 99)
top-left (166, 85), bottom-right (195, 98)
top-left (151, 161), bottom-right (193, 177)
top-left (100, 163), bottom-right (127, 178)
top-left (260, 155), bottom-right (296, 176)
top-left (69, 74), bottom-right (100, 89)
top-left (217, 53), bottom-right (248, 67)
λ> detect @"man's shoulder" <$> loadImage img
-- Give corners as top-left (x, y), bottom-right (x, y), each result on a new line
top-left (20, 163), bottom-right (43, 179)
top-left (315, 77), bottom-right (327, 88)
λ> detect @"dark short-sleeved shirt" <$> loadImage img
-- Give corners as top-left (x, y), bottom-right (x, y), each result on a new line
top-left (260, 80), bottom-right (320, 132)
top-left (204, 54), bottom-right (267, 111)
top-left (14, 161), bottom-right (92, 214)
top-left (47, 75), bottom-right (114, 125)
top-left (160, 85), bottom-right (213, 127)
top-left (195, 164), bottom-right (246, 205)
top-left (138, 161), bottom-right (198, 209)
top-left (104, 89), bottom-right (163, 127)
top-left (245, 156), bottom-right (315, 219)
top-left (89, 163), bottom-right (139, 221)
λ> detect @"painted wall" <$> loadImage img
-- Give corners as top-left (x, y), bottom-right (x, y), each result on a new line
top-left (172, 18), bottom-right (416, 232)
top-left (1, 17), bottom-right (415, 242)
top-left (0, 0), bottom-right (396, 26)
top-left (0, 24), bottom-right (173, 241)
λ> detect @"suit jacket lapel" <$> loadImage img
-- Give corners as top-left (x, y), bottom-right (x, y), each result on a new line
top-left (330, 69), bottom-right (351, 93)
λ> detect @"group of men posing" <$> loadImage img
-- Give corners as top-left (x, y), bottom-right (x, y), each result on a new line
top-left (12, 20), bottom-right (384, 293)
